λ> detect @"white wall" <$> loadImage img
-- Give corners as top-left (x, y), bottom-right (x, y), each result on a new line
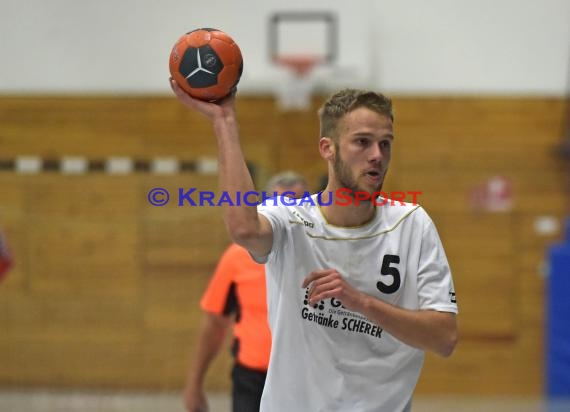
top-left (1, 0), bottom-right (568, 95)
top-left (371, 0), bottom-right (570, 95)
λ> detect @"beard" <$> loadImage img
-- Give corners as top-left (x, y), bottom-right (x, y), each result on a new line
top-left (332, 144), bottom-right (384, 199)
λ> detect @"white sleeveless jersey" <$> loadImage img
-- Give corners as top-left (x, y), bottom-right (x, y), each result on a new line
top-left (256, 194), bottom-right (458, 412)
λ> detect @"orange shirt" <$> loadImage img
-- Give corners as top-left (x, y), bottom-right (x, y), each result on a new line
top-left (200, 244), bottom-right (271, 371)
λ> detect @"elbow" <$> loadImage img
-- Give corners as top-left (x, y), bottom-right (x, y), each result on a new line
top-left (225, 212), bottom-right (261, 246)
top-left (227, 224), bottom-right (259, 247)
top-left (229, 228), bottom-right (254, 246)
top-left (439, 329), bottom-right (458, 358)
top-left (226, 216), bottom-right (272, 258)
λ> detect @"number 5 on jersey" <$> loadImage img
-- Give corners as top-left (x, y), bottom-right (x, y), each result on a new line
top-left (377, 254), bottom-right (401, 294)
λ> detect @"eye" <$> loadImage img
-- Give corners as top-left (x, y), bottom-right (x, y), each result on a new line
top-left (356, 137), bottom-right (369, 146)
top-left (380, 140), bottom-right (392, 150)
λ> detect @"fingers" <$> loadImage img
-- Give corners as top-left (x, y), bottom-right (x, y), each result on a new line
top-left (169, 77), bottom-right (187, 98)
top-left (170, 77), bottom-right (235, 106)
top-left (169, 77), bottom-right (236, 122)
top-left (169, 78), bottom-right (201, 104)
top-left (169, 77), bottom-right (196, 107)
top-left (309, 280), bottom-right (342, 303)
top-left (301, 268), bottom-right (337, 288)
top-left (303, 269), bottom-right (345, 304)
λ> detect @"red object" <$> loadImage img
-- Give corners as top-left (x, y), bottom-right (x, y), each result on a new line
top-left (469, 175), bottom-right (513, 212)
top-left (0, 231), bottom-right (13, 282)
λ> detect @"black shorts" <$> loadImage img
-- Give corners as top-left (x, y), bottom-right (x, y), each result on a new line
top-left (231, 363), bottom-right (267, 412)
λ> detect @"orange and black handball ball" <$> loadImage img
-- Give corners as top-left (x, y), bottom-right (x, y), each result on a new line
top-left (169, 28), bottom-right (243, 102)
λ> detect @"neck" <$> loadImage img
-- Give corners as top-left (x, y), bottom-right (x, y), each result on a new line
top-left (318, 186), bottom-right (377, 227)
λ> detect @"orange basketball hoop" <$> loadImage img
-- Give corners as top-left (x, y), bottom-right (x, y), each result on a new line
top-left (274, 55), bottom-right (321, 77)
top-left (273, 55), bottom-right (320, 111)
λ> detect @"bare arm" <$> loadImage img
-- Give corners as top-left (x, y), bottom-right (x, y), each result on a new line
top-left (303, 269), bottom-right (458, 357)
top-left (183, 313), bottom-right (232, 412)
top-left (170, 79), bottom-right (273, 257)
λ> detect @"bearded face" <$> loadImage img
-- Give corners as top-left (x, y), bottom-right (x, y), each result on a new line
top-left (323, 107), bottom-right (393, 201)
top-left (331, 137), bottom-right (390, 198)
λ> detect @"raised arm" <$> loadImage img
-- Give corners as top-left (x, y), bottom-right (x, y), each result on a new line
top-left (170, 79), bottom-right (273, 257)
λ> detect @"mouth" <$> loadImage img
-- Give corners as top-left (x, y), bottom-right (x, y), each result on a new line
top-left (363, 170), bottom-right (382, 182)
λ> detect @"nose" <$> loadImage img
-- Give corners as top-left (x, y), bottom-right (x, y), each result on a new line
top-left (368, 142), bottom-right (383, 163)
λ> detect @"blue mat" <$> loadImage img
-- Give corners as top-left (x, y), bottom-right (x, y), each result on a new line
top-left (547, 217), bottom-right (570, 397)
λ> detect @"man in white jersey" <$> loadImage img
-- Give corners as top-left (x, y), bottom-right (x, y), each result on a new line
top-left (170, 83), bottom-right (458, 412)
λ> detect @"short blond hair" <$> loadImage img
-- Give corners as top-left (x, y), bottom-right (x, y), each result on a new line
top-left (318, 89), bottom-right (393, 140)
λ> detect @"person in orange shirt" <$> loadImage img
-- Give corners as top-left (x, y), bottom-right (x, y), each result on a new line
top-left (183, 171), bottom-right (309, 412)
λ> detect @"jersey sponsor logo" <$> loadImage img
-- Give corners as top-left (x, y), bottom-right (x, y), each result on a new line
top-left (303, 288), bottom-right (324, 310)
top-left (291, 210), bottom-right (315, 228)
top-left (301, 288), bottom-right (383, 339)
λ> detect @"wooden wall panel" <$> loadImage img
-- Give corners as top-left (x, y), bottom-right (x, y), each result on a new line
top-left (0, 95), bottom-right (566, 395)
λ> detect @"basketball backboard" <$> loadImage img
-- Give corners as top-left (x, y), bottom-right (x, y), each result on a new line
top-left (263, 8), bottom-right (371, 109)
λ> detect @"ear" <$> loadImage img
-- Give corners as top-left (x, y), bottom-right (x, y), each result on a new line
top-left (319, 137), bottom-right (335, 161)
